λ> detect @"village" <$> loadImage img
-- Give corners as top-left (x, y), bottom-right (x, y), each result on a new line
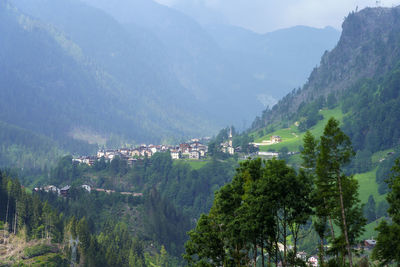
top-left (72, 137), bottom-right (210, 167)
top-left (71, 131), bottom-right (293, 168)
top-left (38, 133), bottom-right (292, 201)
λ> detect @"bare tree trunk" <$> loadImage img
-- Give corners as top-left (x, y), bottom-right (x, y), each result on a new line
top-left (283, 209), bottom-right (287, 267)
top-left (275, 240), bottom-right (279, 267)
top-left (293, 226), bottom-right (298, 266)
top-left (337, 174), bottom-right (353, 267)
top-left (268, 249), bottom-right (272, 267)
top-left (328, 216), bottom-right (335, 240)
top-left (275, 216), bottom-right (279, 267)
top-left (254, 239), bottom-right (257, 267)
top-left (261, 241), bottom-right (265, 267)
top-left (319, 239), bottom-right (324, 267)
top-left (13, 208), bottom-right (17, 235)
top-left (5, 194), bottom-right (10, 232)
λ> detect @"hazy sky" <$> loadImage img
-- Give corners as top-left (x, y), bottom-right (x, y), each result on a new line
top-left (155, 0), bottom-right (400, 33)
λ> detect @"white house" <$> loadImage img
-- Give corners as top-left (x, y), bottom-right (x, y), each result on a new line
top-left (189, 151), bottom-right (200, 159)
top-left (81, 185), bottom-right (91, 193)
top-left (170, 150), bottom-right (180, 160)
top-left (308, 256), bottom-right (318, 267)
top-left (149, 146), bottom-right (158, 154)
top-left (44, 185), bottom-right (60, 195)
top-left (97, 150), bottom-right (105, 158)
top-left (119, 148), bottom-right (129, 155)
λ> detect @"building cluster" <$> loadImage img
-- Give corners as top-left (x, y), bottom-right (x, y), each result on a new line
top-left (72, 138), bottom-right (209, 166)
top-left (293, 238), bottom-right (377, 267)
top-left (169, 140), bottom-right (208, 160)
top-left (34, 184), bottom-right (88, 197)
top-left (34, 184), bottom-right (143, 197)
top-left (251, 135), bottom-right (282, 147)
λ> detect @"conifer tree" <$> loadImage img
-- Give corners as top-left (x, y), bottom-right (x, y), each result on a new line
top-left (373, 159), bottom-right (400, 264)
top-left (316, 118), bottom-right (364, 267)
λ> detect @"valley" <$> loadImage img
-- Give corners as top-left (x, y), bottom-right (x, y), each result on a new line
top-left (1, 1), bottom-right (400, 266)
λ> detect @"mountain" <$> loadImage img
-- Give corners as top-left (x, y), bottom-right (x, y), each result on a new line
top-left (247, 6), bottom-right (400, 231)
top-left (254, 6), bottom-right (400, 127)
top-left (67, 0), bottom-right (341, 125)
top-left (2, 0), bottom-right (340, 161)
top-left (2, 0), bottom-right (216, 153)
top-left (78, 0), bottom-right (265, 125)
top-left (204, 24), bottom-right (340, 105)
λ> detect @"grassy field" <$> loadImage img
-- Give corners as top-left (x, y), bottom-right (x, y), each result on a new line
top-left (173, 159), bottom-right (209, 170)
top-left (371, 148), bottom-right (395, 164)
top-left (355, 168), bottom-right (386, 204)
top-left (256, 107), bottom-right (344, 152)
top-left (360, 217), bottom-right (386, 240)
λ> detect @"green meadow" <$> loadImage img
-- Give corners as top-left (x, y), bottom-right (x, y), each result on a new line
top-left (255, 107), bottom-right (344, 152)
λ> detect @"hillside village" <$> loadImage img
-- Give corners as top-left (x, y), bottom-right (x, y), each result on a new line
top-left (72, 131), bottom-right (289, 167)
top-left (72, 138), bottom-right (210, 167)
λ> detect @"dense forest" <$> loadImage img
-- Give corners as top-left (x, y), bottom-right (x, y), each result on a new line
top-left (42, 151), bottom-right (236, 220)
top-left (184, 118), bottom-right (400, 267)
top-left (0, 170), bottom-right (188, 266)
top-left (2, 118), bottom-right (400, 266)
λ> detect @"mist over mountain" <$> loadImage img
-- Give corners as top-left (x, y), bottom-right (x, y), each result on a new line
top-left (3, 0), bottom-right (339, 155)
top-left (2, 0), bottom-right (215, 156)
top-left (204, 24), bottom-right (340, 105)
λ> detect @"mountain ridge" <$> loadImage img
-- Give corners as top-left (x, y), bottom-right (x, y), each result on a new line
top-left (255, 5), bottom-right (400, 127)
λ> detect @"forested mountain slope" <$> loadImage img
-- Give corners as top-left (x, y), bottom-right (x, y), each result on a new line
top-left (253, 5), bottom-right (400, 128)
top-left (246, 5), bottom-right (400, 245)
top-left (1, 0), bottom-right (339, 164)
top-left (1, 0), bottom-right (214, 156)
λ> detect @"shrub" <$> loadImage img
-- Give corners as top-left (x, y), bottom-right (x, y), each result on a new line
top-left (24, 244), bottom-right (52, 259)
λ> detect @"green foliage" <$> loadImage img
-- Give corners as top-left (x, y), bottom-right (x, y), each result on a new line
top-left (373, 220), bottom-right (400, 265)
top-left (255, 107), bottom-right (344, 153)
top-left (326, 92), bottom-right (337, 109)
top-left (278, 146), bottom-right (289, 161)
top-left (364, 195), bottom-right (377, 223)
top-left (301, 131), bottom-right (318, 170)
top-left (24, 244), bottom-right (53, 259)
top-left (342, 65), bottom-right (400, 153)
top-left (143, 188), bottom-right (191, 256)
top-left (50, 155), bottom-right (81, 185)
top-left (0, 121), bottom-right (63, 170)
top-left (302, 119), bottom-right (366, 266)
top-left (0, 172), bottom-right (63, 241)
top-left (233, 133), bottom-right (256, 154)
top-left (376, 150), bottom-right (400, 194)
top-left (373, 159), bottom-right (400, 265)
top-left (297, 97), bottom-right (325, 132)
top-left (184, 158), bottom-right (313, 266)
top-left (349, 149), bottom-right (373, 174)
top-left (19, 253), bottom-right (69, 267)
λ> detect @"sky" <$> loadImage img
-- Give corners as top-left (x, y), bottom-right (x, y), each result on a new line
top-left (155, 0), bottom-right (400, 33)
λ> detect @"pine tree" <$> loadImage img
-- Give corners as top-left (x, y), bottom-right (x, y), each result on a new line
top-left (364, 195), bottom-right (377, 223)
top-left (373, 159), bottom-right (400, 264)
top-left (316, 118), bottom-right (364, 267)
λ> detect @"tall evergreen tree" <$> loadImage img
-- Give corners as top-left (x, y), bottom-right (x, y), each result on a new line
top-left (373, 158), bottom-right (400, 265)
top-left (316, 118), bottom-right (365, 267)
top-left (364, 195), bottom-right (377, 223)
